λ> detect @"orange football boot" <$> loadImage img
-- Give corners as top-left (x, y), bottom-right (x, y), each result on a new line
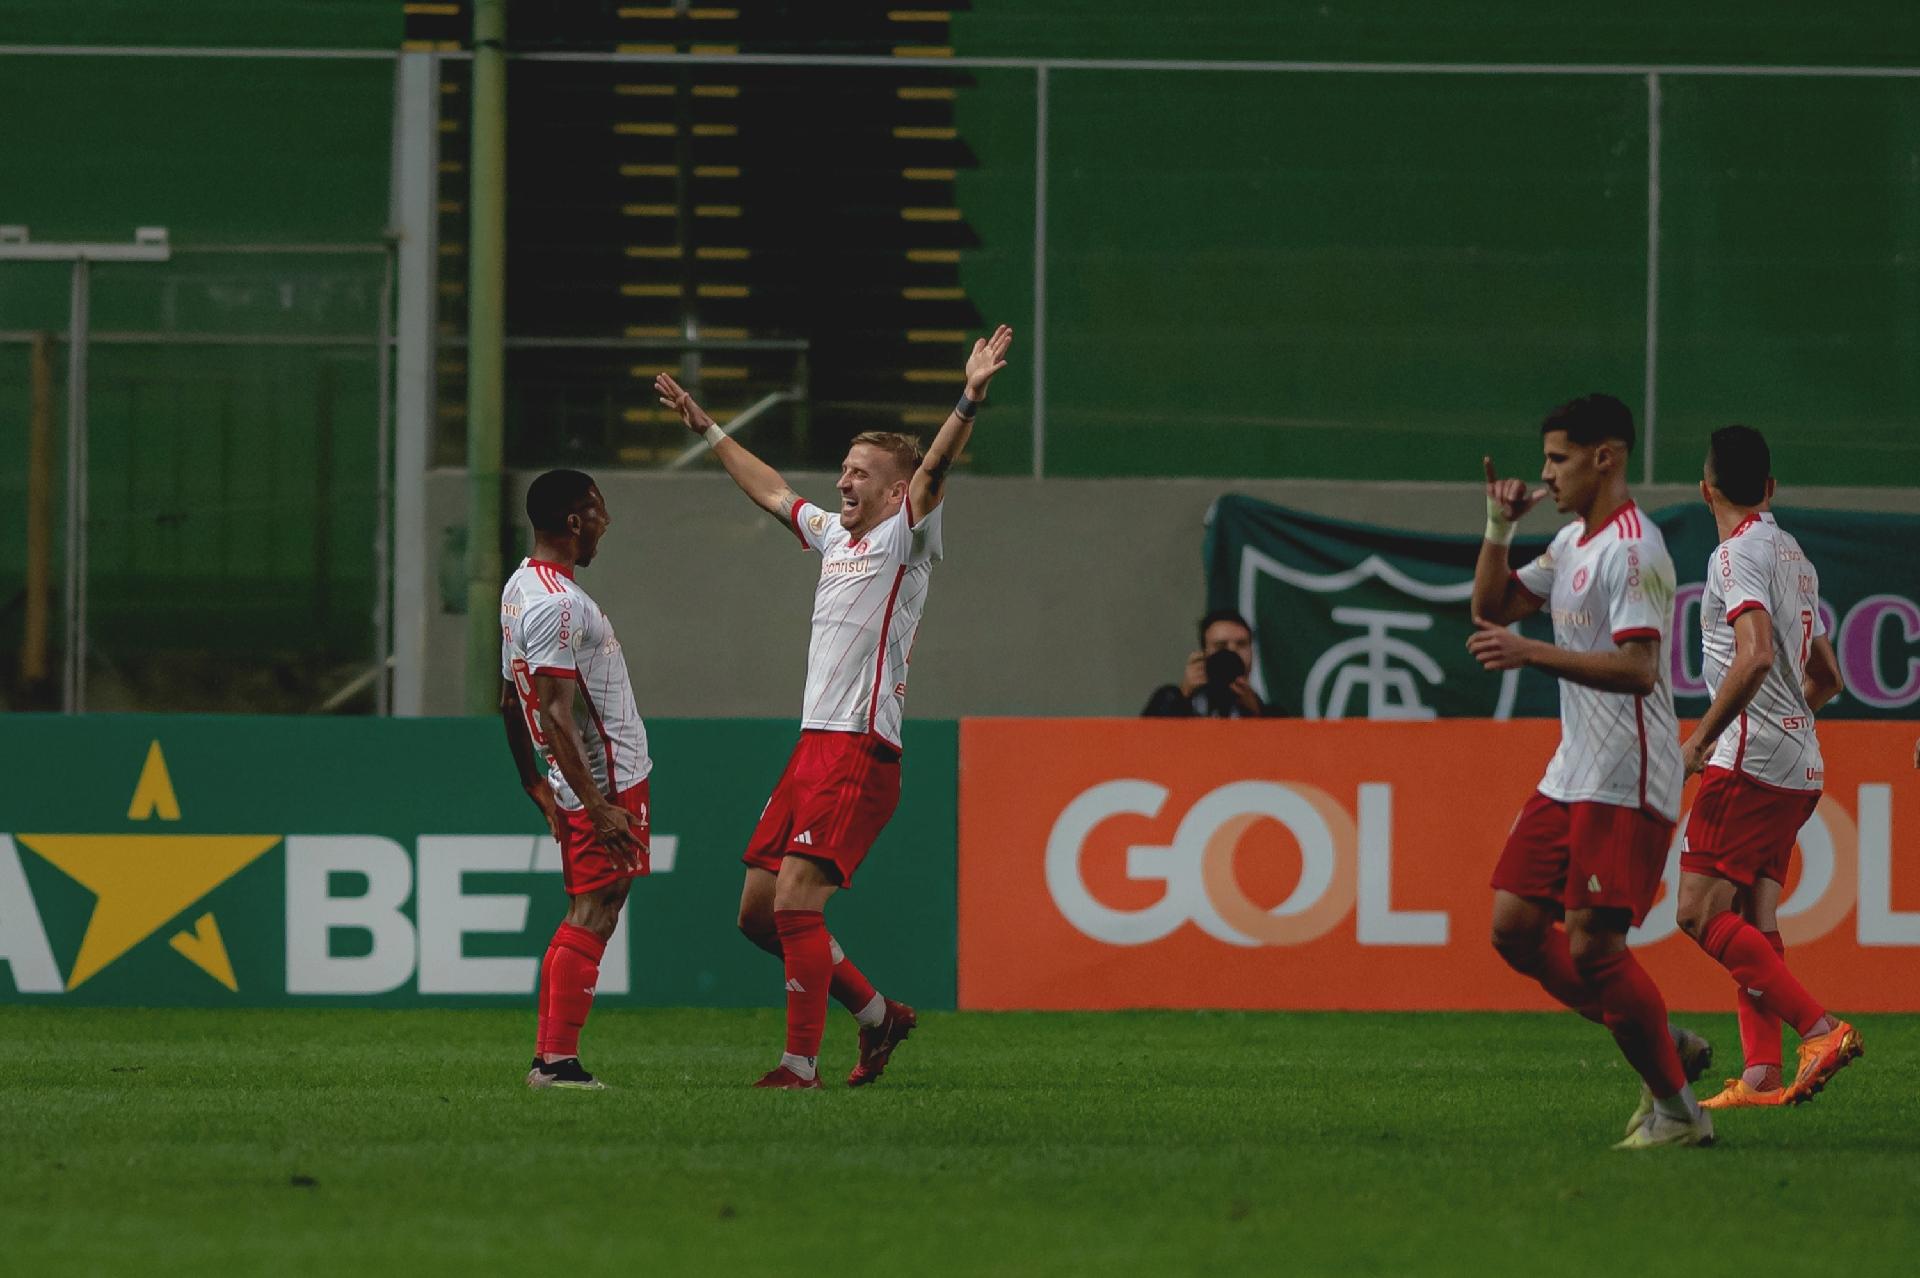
top-left (1700, 1078), bottom-right (1787, 1110)
top-left (1783, 1020), bottom-right (1863, 1106)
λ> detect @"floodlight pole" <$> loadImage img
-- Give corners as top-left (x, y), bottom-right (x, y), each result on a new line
top-left (0, 227), bottom-right (171, 713)
top-left (463, 0), bottom-right (509, 715)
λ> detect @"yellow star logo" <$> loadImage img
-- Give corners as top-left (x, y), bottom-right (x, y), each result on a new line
top-left (16, 741), bottom-right (278, 991)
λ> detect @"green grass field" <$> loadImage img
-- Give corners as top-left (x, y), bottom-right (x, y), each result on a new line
top-left (2, 1008), bottom-right (1913, 1277)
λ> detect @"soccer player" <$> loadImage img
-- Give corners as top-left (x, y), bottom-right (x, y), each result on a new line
top-left (499, 470), bottom-right (651, 1090)
top-left (1674, 425), bottom-right (1859, 1109)
top-left (1469, 393), bottom-right (1713, 1150)
top-left (654, 324), bottom-right (1013, 1090)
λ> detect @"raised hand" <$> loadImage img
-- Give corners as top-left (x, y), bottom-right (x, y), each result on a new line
top-left (1483, 456), bottom-right (1550, 524)
top-left (964, 324), bottom-right (1014, 398)
top-left (654, 372), bottom-right (716, 433)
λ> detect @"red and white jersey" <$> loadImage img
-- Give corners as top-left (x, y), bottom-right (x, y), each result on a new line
top-left (1700, 512), bottom-right (1825, 790)
top-left (499, 558), bottom-right (651, 811)
top-left (785, 495), bottom-right (943, 751)
top-left (1513, 501), bottom-right (1683, 821)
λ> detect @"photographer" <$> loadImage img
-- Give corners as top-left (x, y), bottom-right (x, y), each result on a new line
top-left (1142, 609), bottom-right (1271, 718)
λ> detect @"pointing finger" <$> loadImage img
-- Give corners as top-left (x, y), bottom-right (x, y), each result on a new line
top-left (1483, 455), bottom-right (1497, 486)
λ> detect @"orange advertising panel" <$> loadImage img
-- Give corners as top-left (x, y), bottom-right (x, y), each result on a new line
top-left (958, 719), bottom-right (1920, 1011)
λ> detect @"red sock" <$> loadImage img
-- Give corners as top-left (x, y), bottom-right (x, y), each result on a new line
top-left (536, 923), bottom-right (607, 1058)
top-left (1735, 930), bottom-right (1787, 1070)
top-left (828, 935), bottom-right (879, 1014)
top-left (775, 910), bottom-right (832, 1059)
top-left (1582, 948), bottom-right (1689, 1097)
top-left (1506, 928), bottom-right (1604, 1025)
top-left (1699, 912), bottom-right (1826, 1037)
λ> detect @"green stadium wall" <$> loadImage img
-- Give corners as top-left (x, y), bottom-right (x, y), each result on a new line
top-left (2, 3), bottom-right (1916, 713)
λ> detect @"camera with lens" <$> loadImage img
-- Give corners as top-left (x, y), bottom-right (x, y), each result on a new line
top-left (1199, 648), bottom-right (1247, 716)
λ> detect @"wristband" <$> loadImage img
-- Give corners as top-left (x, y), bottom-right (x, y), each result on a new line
top-left (702, 424), bottom-right (726, 447)
top-left (955, 393), bottom-right (981, 420)
top-left (1484, 496), bottom-right (1515, 546)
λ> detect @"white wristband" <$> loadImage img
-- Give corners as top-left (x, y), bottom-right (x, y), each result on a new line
top-left (702, 424), bottom-right (726, 448)
top-left (1484, 497), bottom-right (1515, 545)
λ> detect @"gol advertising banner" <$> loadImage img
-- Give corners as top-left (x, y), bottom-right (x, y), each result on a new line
top-left (958, 719), bottom-right (1920, 1011)
top-left (0, 716), bottom-right (956, 1007)
top-left (1206, 495), bottom-right (1920, 721)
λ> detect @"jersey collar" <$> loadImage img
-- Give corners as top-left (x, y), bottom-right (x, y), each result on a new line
top-left (1576, 499), bottom-right (1637, 547)
top-left (527, 557), bottom-right (576, 579)
top-left (1728, 512), bottom-right (1763, 540)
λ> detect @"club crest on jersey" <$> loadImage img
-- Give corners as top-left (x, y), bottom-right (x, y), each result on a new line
top-left (1571, 567), bottom-right (1589, 593)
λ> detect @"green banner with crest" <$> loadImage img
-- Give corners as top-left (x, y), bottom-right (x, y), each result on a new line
top-left (1205, 496), bottom-right (1920, 721)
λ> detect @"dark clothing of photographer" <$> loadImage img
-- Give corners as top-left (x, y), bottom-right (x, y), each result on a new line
top-left (1142, 611), bottom-right (1272, 718)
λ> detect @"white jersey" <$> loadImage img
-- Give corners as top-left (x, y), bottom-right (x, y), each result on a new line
top-left (787, 495), bottom-right (943, 751)
top-left (1513, 501), bottom-right (1683, 821)
top-left (1700, 513), bottom-right (1825, 790)
top-left (499, 558), bottom-right (651, 810)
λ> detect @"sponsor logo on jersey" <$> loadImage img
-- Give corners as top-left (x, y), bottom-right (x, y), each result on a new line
top-left (823, 554), bottom-right (876, 578)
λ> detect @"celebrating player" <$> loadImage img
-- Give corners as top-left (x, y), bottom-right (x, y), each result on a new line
top-left (1469, 393), bottom-right (1713, 1150)
top-left (1675, 426), bottom-right (1860, 1109)
top-left (655, 324), bottom-right (1013, 1089)
top-left (498, 470), bottom-right (651, 1090)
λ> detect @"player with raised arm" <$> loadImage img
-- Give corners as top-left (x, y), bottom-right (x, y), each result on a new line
top-left (1469, 393), bottom-right (1713, 1150)
top-left (1674, 426), bottom-right (1860, 1109)
top-left (655, 324), bottom-right (1013, 1089)
top-left (499, 470), bottom-right (651, 1091)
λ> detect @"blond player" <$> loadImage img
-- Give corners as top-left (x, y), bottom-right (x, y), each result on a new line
top-left (1674, 425), bottom-right (1859, 1109)
top-left (655, 325), bottom-right (1012, 1089)
top-left (1470, 393), bottom-right (1712, 1150)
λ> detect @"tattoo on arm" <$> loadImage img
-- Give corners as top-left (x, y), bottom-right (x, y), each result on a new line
top-left (923, 455), bottom-right (953, 498)
top-left (774, 486), bottom-right (801, 522)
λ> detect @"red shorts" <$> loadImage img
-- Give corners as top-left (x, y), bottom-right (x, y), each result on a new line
top-left (742, 730), bottom-right (902, 888)
top-left (558, 779), bottom-right (651, 895)
top-left (1491, 791), bottom-right (1675, 926)
top-left (1681, 766), bottom-right (1821, 888)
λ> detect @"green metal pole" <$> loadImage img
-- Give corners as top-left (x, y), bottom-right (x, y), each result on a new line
top-left (464, 0), bottom-right (507, 713)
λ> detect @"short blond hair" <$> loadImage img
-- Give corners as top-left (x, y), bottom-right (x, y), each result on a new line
top-left (848, 431), bottom-right (924, 477)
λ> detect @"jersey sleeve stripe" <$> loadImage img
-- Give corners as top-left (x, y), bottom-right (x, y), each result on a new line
top-left (1725, 599), bottom-right (1769, 623)
top-left (787, 500), bottom-right (811, 548)
top-left (1510, 572), bottom-right (1545, 604)
top-left (1611, 626), bottom-right (1660, 643)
